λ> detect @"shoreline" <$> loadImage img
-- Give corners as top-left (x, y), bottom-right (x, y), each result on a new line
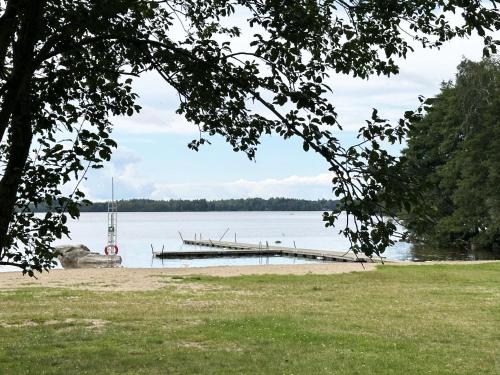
top-left (0, 260), bottom-right (498, 292)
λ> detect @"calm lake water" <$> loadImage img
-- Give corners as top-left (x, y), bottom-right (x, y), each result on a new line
top-left (1, 211), bottom-right (498, 272)
top-left (53, 211), bottom-right (413, 268)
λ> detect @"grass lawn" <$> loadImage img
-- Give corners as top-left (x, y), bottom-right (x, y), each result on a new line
top-left (0, 263), bottom-right (499, 374)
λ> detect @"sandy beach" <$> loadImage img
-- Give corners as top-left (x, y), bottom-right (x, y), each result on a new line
top-left (1, 261), bottom-right (498, 292)
top-left (0, 263), bottom-right (377, 291)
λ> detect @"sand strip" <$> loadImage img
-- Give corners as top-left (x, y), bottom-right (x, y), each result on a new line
top-left (0, 263), bottom-right (375, 291)
top-left (0, 261), bottom-right (497, 292)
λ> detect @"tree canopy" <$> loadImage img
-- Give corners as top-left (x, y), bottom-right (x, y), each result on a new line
top-left (401, 58), bottom-right (500, 250)
top-left (0, 0), bottom-right (499, 274)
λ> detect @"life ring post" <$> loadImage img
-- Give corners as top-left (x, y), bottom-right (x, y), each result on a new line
top-left (104, 177), bottom-right (119, 255)
top-left (104, 244), bottom-right (119, 255)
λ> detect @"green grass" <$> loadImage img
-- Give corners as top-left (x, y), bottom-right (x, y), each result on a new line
top-left (1, 264), bottom-right (499, 374)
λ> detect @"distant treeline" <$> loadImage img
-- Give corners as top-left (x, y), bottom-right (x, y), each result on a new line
top-left (71, 198), bottom-right (339, 212)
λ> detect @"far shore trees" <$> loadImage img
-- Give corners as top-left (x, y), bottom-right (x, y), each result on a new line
top-left (33, 197), bottom-right (340, 212)
top-left (0, 1), bottom-right (499, 274)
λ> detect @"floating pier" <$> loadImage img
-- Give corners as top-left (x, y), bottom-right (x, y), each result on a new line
top-left (153, 239), bottom-right (391, 263)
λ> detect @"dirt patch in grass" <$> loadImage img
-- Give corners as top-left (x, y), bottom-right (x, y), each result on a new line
top-left (178, 341), bottom-right (207, 350)
top-left (0, 320), bottom-right (39, 328)
top-left (159, 276), bottom-right (227, 293)
top-left (0, 318), bottom-right (109, 331)
top-left (171, 283), bottom-right (226, 294)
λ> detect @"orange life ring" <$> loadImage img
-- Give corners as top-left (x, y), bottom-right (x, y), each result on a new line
top-left (104, 245), bottom-right (118, 255)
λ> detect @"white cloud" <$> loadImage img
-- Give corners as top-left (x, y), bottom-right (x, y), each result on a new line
top-left (112, 105), bottom-right (198, 135)
top-left (327, 34), bottom-right (497, 131)
top-left (81, 146), bottom-right (155, 201)
top-left (83, 151), bottom-right (336, 200)
top-left (150, 173), bottom-right (334, 200)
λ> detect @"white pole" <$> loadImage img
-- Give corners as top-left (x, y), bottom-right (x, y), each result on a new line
top-left (113, 177), bottom-right (117, 248)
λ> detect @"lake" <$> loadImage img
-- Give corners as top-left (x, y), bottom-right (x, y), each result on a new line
top-left (55, 211), bottom-right (413, 268)
top-left (61, 211), bottom-right (409, 264)
top-left (1, 211), bottom-right (498, 272)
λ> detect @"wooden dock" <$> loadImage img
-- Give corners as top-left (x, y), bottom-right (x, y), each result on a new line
top-left (153, 239), bottom-right (389, 263)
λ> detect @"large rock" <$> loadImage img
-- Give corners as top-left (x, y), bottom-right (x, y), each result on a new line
top-left (55, 244), bottom-right (122, 269)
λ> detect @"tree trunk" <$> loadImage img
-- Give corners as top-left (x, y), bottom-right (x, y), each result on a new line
top-left (0, 0), bottom-right (44, 259)
top-left (0, 92), bottom-right (33, 253)
top-left (0, 0), bottom-right (20, 72)
top-left (0, 1), bottom-right (44, 143)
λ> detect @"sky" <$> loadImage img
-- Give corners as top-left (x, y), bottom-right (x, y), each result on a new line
top-left (80, 28), bottom-right (491, 202)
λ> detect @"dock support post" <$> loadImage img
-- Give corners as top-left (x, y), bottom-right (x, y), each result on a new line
top-left (219, 227), bottom-right (230, 241)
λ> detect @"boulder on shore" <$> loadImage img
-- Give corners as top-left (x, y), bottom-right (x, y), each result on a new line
top-left (55, 244), bottom-right (122, 269)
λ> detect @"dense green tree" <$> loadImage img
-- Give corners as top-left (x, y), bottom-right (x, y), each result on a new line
top-left (401, 58), bottom-right (500, 250)
top-left (1, 1), bottom-right (499, 274)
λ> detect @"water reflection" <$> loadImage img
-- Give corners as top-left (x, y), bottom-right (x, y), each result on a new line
top-left (150, 255), bottom-right (321, 268)
top-left (409, 243), bottom-right (500, 261)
